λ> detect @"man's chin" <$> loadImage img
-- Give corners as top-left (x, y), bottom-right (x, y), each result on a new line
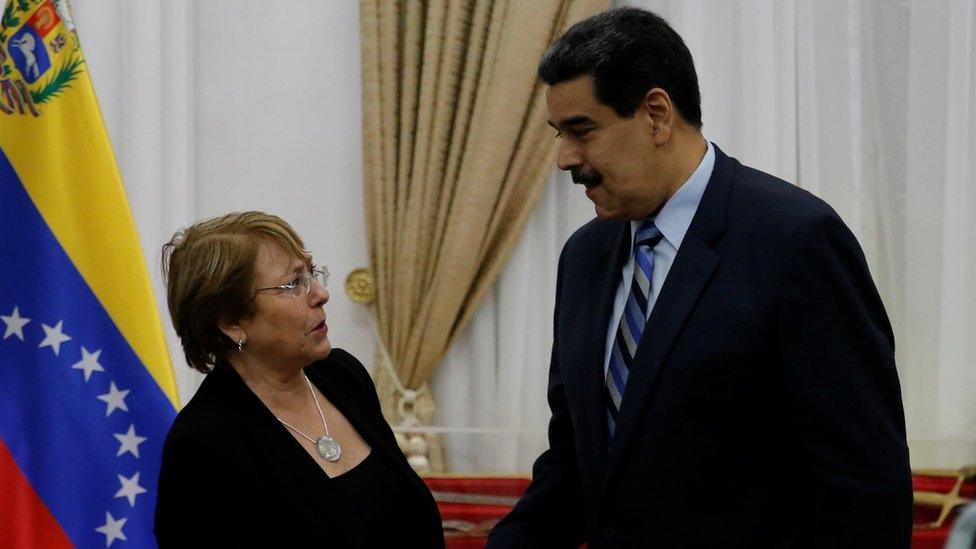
top-left (593, 205), bottom-right (622, 220)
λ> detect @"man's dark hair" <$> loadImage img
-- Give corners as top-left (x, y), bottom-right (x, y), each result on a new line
top-left (539, 7), bottom-right (702, 128)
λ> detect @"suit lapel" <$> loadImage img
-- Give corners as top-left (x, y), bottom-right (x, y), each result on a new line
top-left (569, 221), bottom-right (630, 475)
top-left (602, 144), bottom-right (735, 487)
top-left (604, 237), bottom-right (720, 472)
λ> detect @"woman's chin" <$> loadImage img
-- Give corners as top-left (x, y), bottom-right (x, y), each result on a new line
top-left (303, 327), bottom-right (332, 359)
top-left (313, 338), bottom-right (332, 360)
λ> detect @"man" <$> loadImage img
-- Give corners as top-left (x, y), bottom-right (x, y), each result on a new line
top-left (487, 7), bottom-right (912, 548)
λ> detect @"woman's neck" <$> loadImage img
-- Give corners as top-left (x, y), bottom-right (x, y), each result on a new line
top-left (227, 354), bottom-right (310, 412)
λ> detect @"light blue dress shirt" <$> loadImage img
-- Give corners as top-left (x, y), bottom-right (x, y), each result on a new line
top-left (602, 140), bottom-right (715, 377)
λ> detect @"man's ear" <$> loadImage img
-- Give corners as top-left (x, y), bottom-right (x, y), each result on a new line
top-left (642, 87), bottom-right (674, 144)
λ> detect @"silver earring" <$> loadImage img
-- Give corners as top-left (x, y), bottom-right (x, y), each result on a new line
top-left (237, 337), bottom-right (245, 354)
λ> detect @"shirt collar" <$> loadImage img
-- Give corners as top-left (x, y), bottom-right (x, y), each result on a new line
top-left (631, 139), bottom-right (715, 250)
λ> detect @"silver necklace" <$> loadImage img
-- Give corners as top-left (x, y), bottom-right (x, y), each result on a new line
top-left (274, 373), bottom-right (342, 462)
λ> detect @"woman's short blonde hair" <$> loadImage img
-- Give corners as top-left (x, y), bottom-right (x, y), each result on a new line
top-left (162, 211), bottom-right (309, 373)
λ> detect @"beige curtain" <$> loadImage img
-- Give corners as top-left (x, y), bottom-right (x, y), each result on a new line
top-left (360, 0), bottom-right (609, 441)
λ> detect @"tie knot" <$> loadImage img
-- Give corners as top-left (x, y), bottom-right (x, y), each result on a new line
top-left (635, 221), bottom-right (661, 248)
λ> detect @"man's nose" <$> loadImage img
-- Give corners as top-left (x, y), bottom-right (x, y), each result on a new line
top-left (556, 140), bottom-right (583, 171)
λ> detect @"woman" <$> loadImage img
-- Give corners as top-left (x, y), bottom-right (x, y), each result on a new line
top-left (154, 211), bottom-right (443, 547)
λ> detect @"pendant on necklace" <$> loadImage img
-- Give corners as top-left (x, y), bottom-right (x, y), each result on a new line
top-left (316, 435), bottom-right (342, 462)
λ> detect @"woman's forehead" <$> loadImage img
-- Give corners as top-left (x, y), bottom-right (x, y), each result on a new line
top-left (255, 241), bottom-right (309, 278)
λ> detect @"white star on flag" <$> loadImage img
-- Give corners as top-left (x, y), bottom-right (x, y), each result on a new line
top-left (97, 382), bottom-right (130, 416)
top-left (72, 347), bottom-right (105, 382)
top-left (114, 472), bottom-right (147, 507)
top-left (114, 424), bottom-right (147, 458)
top-left (1, 306), bottom-right (30, 341)
top-left (94, 511), bottom-right (127, 547)
top-left (38, 320), bottom-right (71, 356)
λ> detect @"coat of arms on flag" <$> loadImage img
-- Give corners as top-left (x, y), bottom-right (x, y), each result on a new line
top-left (1, 0), bottom-right (84, 116)
top-left (0, 0), bottom-right (179, 546)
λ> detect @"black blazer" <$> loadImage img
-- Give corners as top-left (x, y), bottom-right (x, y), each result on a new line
top-left (488, 145), bottom-right (913, 548)
top-left (154, 348), bottom-right (444, 547)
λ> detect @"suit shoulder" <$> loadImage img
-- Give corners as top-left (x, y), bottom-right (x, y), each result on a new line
top-left (562, 217), bottom-right (624, 256)
top-left (308, 348), bottom-right (374, 392)
top-left (728, 162), bottom-right (843, 235)
top-left (164, 377), bottom-right (237, 448)
top-left (308, 349), bottom-right (386, 423)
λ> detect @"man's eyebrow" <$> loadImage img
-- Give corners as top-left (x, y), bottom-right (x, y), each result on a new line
top-left (548, 115), bottom-right (595, 129)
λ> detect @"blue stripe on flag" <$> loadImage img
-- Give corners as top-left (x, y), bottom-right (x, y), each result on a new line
top-left (0, 149), bottom-right (176, 548)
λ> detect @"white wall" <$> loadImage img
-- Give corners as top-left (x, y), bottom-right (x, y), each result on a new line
top-left (68, 0), bottom-right (976, 472)
top-left (73, 0), bottom-right (376, 403)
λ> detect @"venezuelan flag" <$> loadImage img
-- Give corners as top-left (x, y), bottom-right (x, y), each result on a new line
top-left (0, 0), bottom-right (178, 546)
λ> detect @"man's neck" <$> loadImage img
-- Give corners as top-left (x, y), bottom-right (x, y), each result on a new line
top-left (658, 132), bottom-right (708, 211)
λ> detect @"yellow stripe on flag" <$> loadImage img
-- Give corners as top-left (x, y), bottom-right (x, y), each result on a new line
top-left (0, 1), bottom-right (178, 407)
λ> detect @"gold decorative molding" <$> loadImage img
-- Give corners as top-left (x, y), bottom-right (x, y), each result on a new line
top-left (348, 270), bottom-right (442, 472)
top-left (344, 267), bottom-right (375, 304)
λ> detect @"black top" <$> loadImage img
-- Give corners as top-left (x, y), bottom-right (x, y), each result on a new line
top-left (326, 450), bottom-right (436, 548)
top-left (154, 349), bottom-right (444, 547)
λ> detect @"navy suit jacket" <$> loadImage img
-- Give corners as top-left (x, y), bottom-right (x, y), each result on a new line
top-left (488, 145), bottom-right (913, 548)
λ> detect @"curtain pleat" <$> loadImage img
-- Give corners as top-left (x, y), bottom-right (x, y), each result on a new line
top-left (359, 0), bottom-right (610, 458)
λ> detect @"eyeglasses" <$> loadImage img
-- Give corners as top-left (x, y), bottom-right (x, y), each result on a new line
top-left (255, 266), bottom-right (330, 298)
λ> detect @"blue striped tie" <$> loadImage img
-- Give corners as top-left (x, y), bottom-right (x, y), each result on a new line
top-left (606, 221), bottom-right (662, 439)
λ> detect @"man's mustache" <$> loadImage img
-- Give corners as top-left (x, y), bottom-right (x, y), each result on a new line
top-left (571, 169), bottom-right (603, 188)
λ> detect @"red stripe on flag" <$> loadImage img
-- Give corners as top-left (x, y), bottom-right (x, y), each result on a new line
top-left (0, 439), bottom-right (72, 548)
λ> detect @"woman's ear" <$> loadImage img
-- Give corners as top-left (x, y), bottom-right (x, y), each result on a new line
top-left (218, 316), bottom-right (245, 348)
